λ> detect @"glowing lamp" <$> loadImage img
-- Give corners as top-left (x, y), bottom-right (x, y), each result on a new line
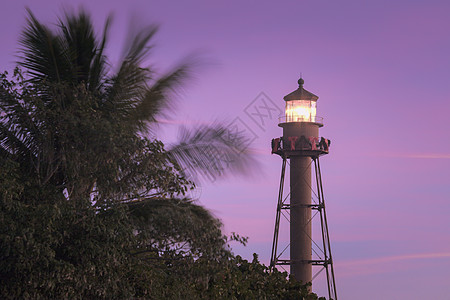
top-left (281, 78), bottom-right (321, 124)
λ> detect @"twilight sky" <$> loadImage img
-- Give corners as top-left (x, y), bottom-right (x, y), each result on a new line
top-left (1, 1), bottom-right (449, 299)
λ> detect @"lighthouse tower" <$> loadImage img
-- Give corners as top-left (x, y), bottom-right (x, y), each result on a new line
top-left (270, 78), bottom-right (337, 299)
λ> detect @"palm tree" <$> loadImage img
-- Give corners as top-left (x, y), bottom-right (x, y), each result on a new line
top-left (1, 9), bottom-right (253, 260)
top-left (2, 9), bottom-right (253, 197)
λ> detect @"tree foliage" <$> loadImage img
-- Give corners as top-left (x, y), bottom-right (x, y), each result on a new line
top-left (0, 9), bottom-right (324, 299)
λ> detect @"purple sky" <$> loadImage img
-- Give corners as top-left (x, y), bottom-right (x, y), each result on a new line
top-left (1, 1), bottom-right (450, 299)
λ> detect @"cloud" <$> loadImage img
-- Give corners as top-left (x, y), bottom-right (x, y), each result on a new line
top-left (338, 252), bottom-right (450, 267)
top-left (336, 252), bottom-right (450, 277)
top-left (370, 153), bottom-right (450, 159)
top-left (403, 154), bottom-right (450, 159)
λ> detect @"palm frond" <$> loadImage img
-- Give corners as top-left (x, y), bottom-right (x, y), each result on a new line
top-left (101, 27), bottom-right (156, 121)
top-left (0, 123), bottom-right (33, 159)
top-left (128, 62), bottom-right (191, 132)
top-left (122, 25), bottom-right (158, 65)
top-left (58, 9), bottom-right (108, 90)
top-left (104, 26), bottom-right (193, 133)
top-left (0, 81), bottom-right (39, 160)
top-left (87, 15), bottom-right (111, 92)
top-left (18, 9), bottom-right (70, 83)
top-left (168, 122), bottom-right (258, 182)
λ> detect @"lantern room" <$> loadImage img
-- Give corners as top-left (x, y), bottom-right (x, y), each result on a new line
top-left (279, 78), bottom-right (322, 125)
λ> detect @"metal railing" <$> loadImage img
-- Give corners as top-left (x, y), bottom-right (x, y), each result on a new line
top-left (278, 115), bottom-right (324, 125)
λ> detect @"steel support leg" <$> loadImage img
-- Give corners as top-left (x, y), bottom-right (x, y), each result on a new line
top-left (314, 157), bottom-right (337, 300)
top-left (270, 157), bottom-right (286, 269)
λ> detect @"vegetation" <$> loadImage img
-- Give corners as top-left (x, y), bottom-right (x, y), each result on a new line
top-left (0, 9), bottom-right (325, 299)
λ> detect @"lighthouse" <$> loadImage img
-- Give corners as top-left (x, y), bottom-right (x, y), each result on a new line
top-left (270, 78), bottom-right (337, 299)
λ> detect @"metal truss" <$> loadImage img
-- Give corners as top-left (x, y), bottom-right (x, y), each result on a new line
top-left (270, 154), bottom-right (337, 300)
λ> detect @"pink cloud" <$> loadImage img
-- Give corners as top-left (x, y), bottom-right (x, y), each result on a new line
top-left (341, 252), bottom-right (450, 267)
top-left (368, 152), bottom-right (450, 159)
top-left (403, 153), bottom-right (450, 159)
top-left (337, 252), bottom-right (450, 277)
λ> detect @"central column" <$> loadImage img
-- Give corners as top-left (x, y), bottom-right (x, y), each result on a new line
top-left (280, 121), bottom-right (318, 285)
top-left (290, 155), bottom-right (312, 283)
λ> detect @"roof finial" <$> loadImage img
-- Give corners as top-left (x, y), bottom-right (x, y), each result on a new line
top-left (298, 76), bottom-right (304, 88)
